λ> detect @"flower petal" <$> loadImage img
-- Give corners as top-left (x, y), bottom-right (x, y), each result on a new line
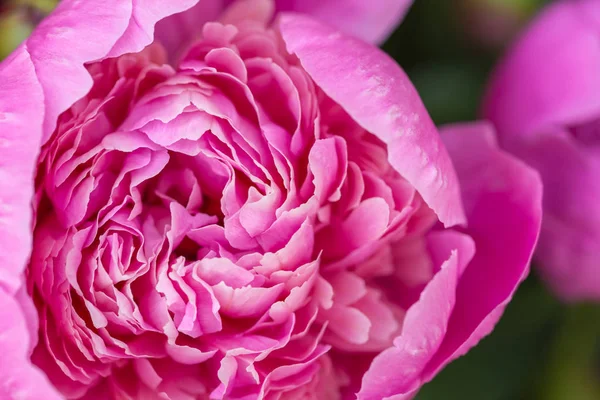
top-left (275, 0), bottom-right (413, 44)
top-left (508, 129), bottom-right (600, 301)
top-left (0, 288), bottom-right (62, 400)
top-left (155, 0), bottom-right (223, 61)
top-left (420, 122), bottom-right (542, 384)
top-left (359, 122), bottom-right (541, 399)
top-left (483, 0), bottom-right (600, 140)
top-left (279, 14), bottom-right (466, 227)
top-left (358, 230), bottom-right (475, 400)
top-left (0, 0), bottom-right (199, 395)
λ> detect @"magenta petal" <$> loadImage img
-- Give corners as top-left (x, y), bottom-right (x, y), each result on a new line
top-left (220, 0), bottom-right (275, 26)
top-left (508, 129), bottom-right (600, 301)
top-left (155, 0), bottom-right (222, 61)
top-left (17, 0), bottom-right (195, 144)
top-left (359, 122), bottom-right (541, 399)
top-left (358, 232), bottom-right (475, 399)
top-left (420, 122), bottom-right (541, 381)
top-left (0, 50), bottom-right (42, 293)
top-left (107, 0), bottom-right (200, 58)
top-left (0, 289), bottom-right (62, 400)
top-left (279, 14), bottom-right (466, 227)
top-left (275, 0), bottom-right (413, 44)
top-left (0, 1), bottom-right (201, 396)
top-left (0, 0), bottom-right (197, 289)
top-left (308, 137), bottom-right (348, 203)
top-left (483, 0), bottom-right (600, 140)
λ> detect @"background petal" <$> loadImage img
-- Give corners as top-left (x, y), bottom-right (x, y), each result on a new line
top-left (483, 0), bottom-right (600, 140)
top-left (279, 13), bottom-right (466, 227)
top-left (507, 129), bottom-right (600, 301)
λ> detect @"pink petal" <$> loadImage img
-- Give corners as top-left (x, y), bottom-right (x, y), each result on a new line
top-left (213, 283), bottom-right (285, 318)
top-left (279, 14), bottom-right (466, 227)
top-left (483, 0), bottom-right (600, 140)
top-left (359, 231), bottom-right (475, 400)
top-left (220, 0), bottom-right (275, 26)
top-left (155, 1), bottom-right (224, 62)
top-left (107, 0), bottom-right (201, 58)
top-left (507, 128), bottom-right (600, 301)
top-left (0, 0), bottom-right (198, 287)
top-left (0, 289), bottom-right (62, 400)
top-left (418, 122), bottom-right (541, 385)
top-left (275, 0), bottom-right (413, 44)
top-left (328, 272), bottom-right (367, 306)
top-left (308, 137), bottom-right (348, 203)
top-left (0, 1), bottom-right (200, 395)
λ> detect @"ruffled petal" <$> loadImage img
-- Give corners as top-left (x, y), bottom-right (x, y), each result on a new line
top-left (358, 230), bottom-right (475, 400)
top-left (0, 0), bottom-right (199, 396)
top-left (155, 0), bottom-right (411, 62)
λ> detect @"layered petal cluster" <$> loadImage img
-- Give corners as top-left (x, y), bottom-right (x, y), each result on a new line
top-left (484, 0), bottom-right (600, 301)
top-left (155, 0), bottom-right (413, 60)
top-left (0, 0), bottom-right (541, 399)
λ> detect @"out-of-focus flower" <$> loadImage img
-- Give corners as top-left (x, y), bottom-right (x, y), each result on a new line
top-left (484, 0), bottom-right (600, 301)
top-left (456, 0), bottom-right (547, 50)
top-left (0, 0), bottom-right (541, 398)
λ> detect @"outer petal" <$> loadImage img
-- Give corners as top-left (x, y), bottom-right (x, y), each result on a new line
top-left (279, 13), bottom-right (466, 227)
top-left (275, 0), bottom-right (413, 44)
top-left (0, 288), bottom-right (62, 400)
top-left (0, 0), bottom-right (197, 396)
top-left (508, 129), bottom-right (600, 301)
top-left (420, 123), bottom-right (541, 388)
top-left (359, 122), bottom-right (542, 399)
top-left (483, 0), bottom-right (600, 140)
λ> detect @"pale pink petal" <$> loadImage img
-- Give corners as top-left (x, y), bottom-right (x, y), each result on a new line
top-left (308, 137), bottom-right (348, 203)
top-left (220, 0), bottom-right (275, 26)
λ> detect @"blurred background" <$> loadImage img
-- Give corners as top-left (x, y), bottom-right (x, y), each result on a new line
top-left (1, 0), bottom-right (598, 399)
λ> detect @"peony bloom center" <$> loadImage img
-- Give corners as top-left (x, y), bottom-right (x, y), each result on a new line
top-left (27, 18), bottom-right (467, 400)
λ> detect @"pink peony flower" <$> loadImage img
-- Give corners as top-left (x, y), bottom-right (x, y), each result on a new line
top-left (0, 0), bottom-right (541, 398)
top-left (483, 0), bottom-right (600, 301)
